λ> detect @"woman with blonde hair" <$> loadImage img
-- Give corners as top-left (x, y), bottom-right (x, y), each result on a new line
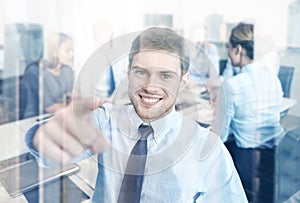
top-left (24, 32), bottom-right (74, 117)
top-left (211, 22), bottom-right (284, 202)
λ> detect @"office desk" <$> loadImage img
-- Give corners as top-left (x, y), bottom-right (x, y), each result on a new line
top-left (281, 97), bottom-right (297, 113)
top-left (0, 116), bottom-right (96, 202)
top-left (179, 96), bottom-right (297, 125)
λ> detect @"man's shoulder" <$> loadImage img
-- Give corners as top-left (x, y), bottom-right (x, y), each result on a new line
top-left (223, 73), bottom-right (247, 92)
top-left (198, 130), bottom-right (222, 161)
top-left (180, 115), bottom-right (222, 160)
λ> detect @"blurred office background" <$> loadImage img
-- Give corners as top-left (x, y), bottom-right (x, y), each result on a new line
top-left (0, 0), bottom-right (300, 202)
top-left (0, 0), bottom-right (299, 122)
top-left (0, 2), bottom-right (298, 140)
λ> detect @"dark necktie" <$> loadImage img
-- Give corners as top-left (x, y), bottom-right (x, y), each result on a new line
top-left (117, 124), bottom-right (153, 203)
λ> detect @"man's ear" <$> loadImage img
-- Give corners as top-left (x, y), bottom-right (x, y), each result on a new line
top-left (236, 44), bottom-right (242, 55)
top-left (179, 72), bottom-right (189, 91)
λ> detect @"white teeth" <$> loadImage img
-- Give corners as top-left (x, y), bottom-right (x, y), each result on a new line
top-left (142, 97), bottom-right (159, 104)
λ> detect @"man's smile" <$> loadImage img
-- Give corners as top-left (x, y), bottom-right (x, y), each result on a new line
top-left (139, 94), bottom-right (162, 106)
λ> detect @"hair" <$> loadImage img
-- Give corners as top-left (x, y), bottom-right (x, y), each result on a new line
top-left (230, 23), bottom-right (254, 60)
top-left (46, 32), bottom-right (72, 69)
top-left (128, 27), bottom-right (190, 75)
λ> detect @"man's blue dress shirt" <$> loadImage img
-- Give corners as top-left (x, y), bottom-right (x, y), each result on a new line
top-left (26, 104), bottom-right (247, 202)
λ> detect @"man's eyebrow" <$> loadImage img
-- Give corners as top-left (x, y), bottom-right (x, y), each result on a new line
top-left (132, 66), bottom-right (178, 75)
top-left (131, 65), bottom-right (144, 70)
top-left (160, 70), bottom-right (178, 75)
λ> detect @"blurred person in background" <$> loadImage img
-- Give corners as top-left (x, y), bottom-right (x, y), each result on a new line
top-left (187, 21), bottom-right (221, 105)
top-left (24, 32), bottom-right (74, 118)
top-left (92, 19), bottom-right (127, 99)
top-left (188, 21), bottom-right (220, 83)
top-left (211, 22), bottom-right (284, 203)
top-left (221, 23), bottom-right (280, 81)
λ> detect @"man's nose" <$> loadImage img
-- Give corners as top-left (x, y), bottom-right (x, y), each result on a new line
top-left (142, 76), bottom-right (161, 91)
top-left (145, 75), bottom-right (160, 85)
top-left (142, 83), bottom-right (160, 93)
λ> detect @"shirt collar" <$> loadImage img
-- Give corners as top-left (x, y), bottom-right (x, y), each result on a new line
top-left (149, 107), bottom-right (177, 144)
top-left (240, 62), bottom-right (262, 73)
top-left (114, 104), bottom-right (177, 145)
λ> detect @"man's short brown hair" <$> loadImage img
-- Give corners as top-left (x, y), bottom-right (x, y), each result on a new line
top-left (128, 27), bottom-right (190, 75)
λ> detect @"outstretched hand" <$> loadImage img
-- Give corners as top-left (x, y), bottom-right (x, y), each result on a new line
top-left (33, 97), bottom-right (111, 164)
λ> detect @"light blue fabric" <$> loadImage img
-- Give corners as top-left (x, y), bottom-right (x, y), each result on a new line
top-left (24, 64), bottom-right (74, 118)
top-left (25, 104), bottom-right (247, 202)
top-left (212, 63), bottom-right (284, 148)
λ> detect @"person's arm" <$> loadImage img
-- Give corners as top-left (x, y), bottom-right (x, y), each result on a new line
top-left (210, 82), bottom-right (234, 142)
top-left (45, 102), bottom-right (67, 113)
top-left (25, 97), bottom-right (110, 165)
top-left (43, 86), bottom-right (66, 112)
top-left (207, 44), bottom-right (220, 77)
top-left (204, 44), bottom-right (221, 106)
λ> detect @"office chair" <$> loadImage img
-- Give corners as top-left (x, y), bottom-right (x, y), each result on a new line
top-left (21, 60), bottom-right (40, 119)
top-left (278, 65), bottom-right (294, 98)
top-left (275, 126), bottom-right (300, 203)
top-left (278, 66), bottom-right (294, 118)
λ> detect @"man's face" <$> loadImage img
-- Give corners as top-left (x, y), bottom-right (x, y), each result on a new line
top-left (128, 51), bottom-right (187, 122)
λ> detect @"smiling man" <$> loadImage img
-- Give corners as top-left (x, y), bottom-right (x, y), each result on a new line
top-left (26, 27), bottom-right (247, 202)
top-left (128, 51), bottom-right (187, 121)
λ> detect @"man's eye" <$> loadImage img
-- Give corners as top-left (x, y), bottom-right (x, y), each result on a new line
top-left (161, 74), bottom-right (172, 80)
top-left (135, 70), bottom-right (146, 76)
